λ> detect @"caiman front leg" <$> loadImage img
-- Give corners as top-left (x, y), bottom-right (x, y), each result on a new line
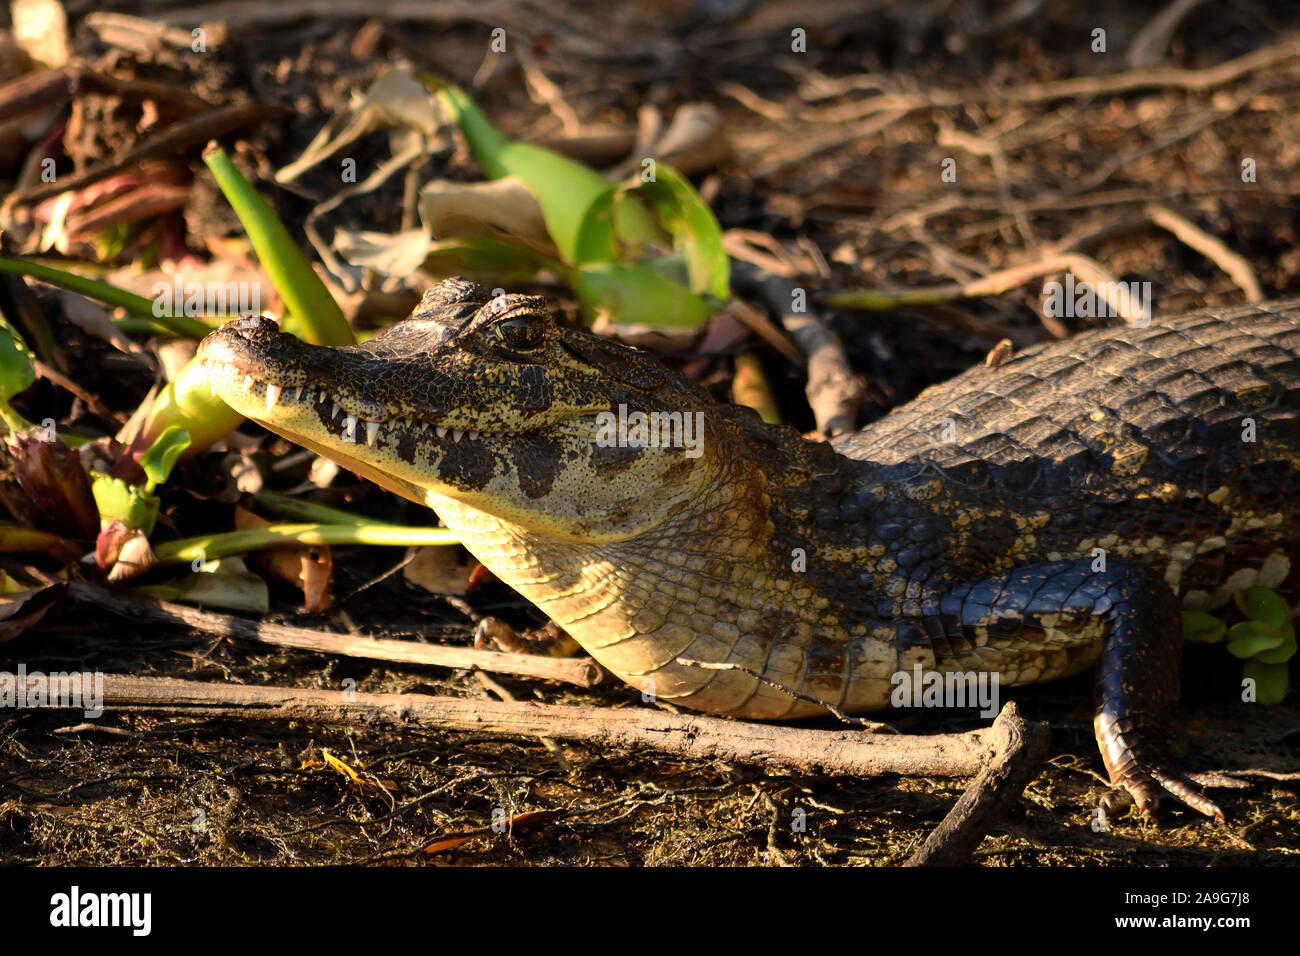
top-left (940, 559), bottom-right (1223, 821)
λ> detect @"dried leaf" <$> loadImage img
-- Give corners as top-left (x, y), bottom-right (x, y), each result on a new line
top-left (0, 577), bottom-right (65, 643)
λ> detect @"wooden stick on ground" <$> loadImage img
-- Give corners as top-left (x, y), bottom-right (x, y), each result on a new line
top-left (904, 701), bottom-right (1050, 866)
top-left (68, 581), bottom-right (603, 688)
top-left (733, 262), bottom-right (862, 437)
top-left (66, 674), bottom-right (1004, 780)
top-left (1145, 204), bottom-right (1263, 302)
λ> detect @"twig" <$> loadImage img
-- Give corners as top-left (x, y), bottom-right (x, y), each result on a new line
top-left (733, 262), bottom-right (861, 437)
top-left (5, 103), bottom-right (285, 208)
top-left (726, 296), bottom-right (803, 366)
top-left (67, 581), bottom-right (603, 688)
top-left (518, 46), bottom-right (582, 135)
top-left (1145, 204), bottom-right (1263, 302)
top-left (156, 0), bottom-right (531, 33)
top-left (0, 66), bottom-right (211, 125)
top-left (1127, 0), bottom-right (1212, 69)
top-left (823, 253), bottom-right (1143, 328)
top-left (807, 35), bottom-right (1300, 122)
top-left (65, 674), bottom-right (1002, 779)
top-left (904, 702), bottom-right (1050, 866)
top-left (33, 360), bottom-right (125, 426)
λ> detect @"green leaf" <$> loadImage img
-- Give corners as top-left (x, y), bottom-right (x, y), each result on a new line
top-left (1256, 622), bottom-right (1297, 664)
top-left (1243, 658), bottom-right (1290, 705)
top-left (138, 425), bottom-right (192, 493)
top-left (90, 472), bottom-right (160, 536)
top-left (630, 164), bottom-right (730, 302)
top-left (0, 313), bottom-right (35, 407)
top-left (421, 237), bottom-right (554, 284)
top-left (132, 557), bottom-right (269, 613)
top-left (0, 256), bottom-right (213, 338)
top-left (203, 146), bottom-right (352, 346)
top-left (571, 188), bottom-right (621, 266)
top-left (1226, 620), bottom-right (1285, 659)
top-left (1181, 610), bottom-right (1226, 643)
top-left (431, 82), bottom-right (618, 267)
top-left (1233, 586), bottom-right (1291, 630)
top-left (572, 262), bottom-right (716, 329)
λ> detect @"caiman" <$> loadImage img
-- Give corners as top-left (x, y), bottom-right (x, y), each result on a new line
top-left (197, 278), bottom-right (1300, 820)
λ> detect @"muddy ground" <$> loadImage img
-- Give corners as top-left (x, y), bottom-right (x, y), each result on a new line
top-left (1, 0), bottom-right (1298, 865)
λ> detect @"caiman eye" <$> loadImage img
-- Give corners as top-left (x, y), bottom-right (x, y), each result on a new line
top-left (491, 316), bottom-right (546, 351)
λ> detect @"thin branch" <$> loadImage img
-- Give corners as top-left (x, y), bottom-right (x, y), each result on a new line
top-left (72, 675), bottom-right (1000, 779)
top-left (904, 702), bottom-right (1050, 866)
top-left (68, 582), bottom-right (603, 688)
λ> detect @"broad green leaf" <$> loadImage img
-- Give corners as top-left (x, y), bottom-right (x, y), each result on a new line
top-left (1226, 620), bottom-right (1285, 659)
top-left (422, 237), bottom-right (553, 285)
top-left (1233, 586), bottom-right (1290, 630)
top-left (1256, 622), bottom-right (1297, 664)
top-left (572, 262), bottom-right (715, 329)
top-left (1181, 610), bottom-right (1226, 643)
top-left (138, 425), bottom-right (192, 493)
top-left (0, 314), bottom-right (35, 405)
top-left (432, 82), bottom-right (617, 267)
top-left (1243, 658), bottom-right (1290, 705)
top-left (631, 164), bottom-right (730, 302)
top-left (133, 557), bottom-right (269, 613)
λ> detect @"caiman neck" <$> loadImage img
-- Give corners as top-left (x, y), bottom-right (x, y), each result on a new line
top-left (427, 409), bottom-right (879, 713)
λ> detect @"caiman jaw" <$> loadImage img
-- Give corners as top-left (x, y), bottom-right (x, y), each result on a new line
top-left (197, 314), bottom-right (488, 506)
top-left (194, 282), bottom-right (725, 542)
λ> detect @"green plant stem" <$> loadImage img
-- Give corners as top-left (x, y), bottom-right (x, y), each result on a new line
top-left (0, 257), bottom-right (213, 338)
top-left (153, 522), bottom-right (460, 565)
top-left (202, 146), bottom-right (352, 346)
top-left (251, 490), bottom-right (407, 527)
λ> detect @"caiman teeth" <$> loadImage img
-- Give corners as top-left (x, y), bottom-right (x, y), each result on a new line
top-left (453, 429), bottom-right (464, 443)
top-left (342, 414), bottom-right (358, 443)
top-left (469, 431), bottom-right (480, 440)
top-left (243, 374), bottom-right (254, 393)
top-left (332, 401), bottom-right (342, 419)
top-left (366, 420), bottom-right (380, 447)
top-left (265, 383), bottom-right (281, 413)
top-left (436, 426), bottom-right (447, 439)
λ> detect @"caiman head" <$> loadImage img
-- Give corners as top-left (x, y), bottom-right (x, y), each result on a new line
top-left (199, 277), bottom-right (866, 714)
top-left (197, 277), bottom-right (741, 543)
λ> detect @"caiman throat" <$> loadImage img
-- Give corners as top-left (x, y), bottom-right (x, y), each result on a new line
top-left (197, 278), bottom-right (1300, 820)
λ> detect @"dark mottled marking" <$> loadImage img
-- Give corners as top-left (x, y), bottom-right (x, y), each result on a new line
top-left (515, 434), bottom-right (564, 499)
top-left (589, 441), bottom-right (641, 476)
top-left (437, 443), bottom-right (495, 492)
top-left (394, 425), bottom-right (418, 465)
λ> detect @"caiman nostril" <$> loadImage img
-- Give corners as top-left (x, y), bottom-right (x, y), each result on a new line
top-left (229, 313), bottom-right (278, 333)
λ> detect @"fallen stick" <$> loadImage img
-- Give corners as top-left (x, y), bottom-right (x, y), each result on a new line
top-left (904, 701), bottom-right (1050, 866)
top-left (1145, 204), bottom-right (1263, 302)
top-left (733, 262), bottom-right (861, 437)
top-left (67, 582), bottom-right (603, 688)
top-left (6, 103), bottom-right (285, 208)
top-left (822, 253), bottom-right (1143, 326)
top-left (67, 674), bottom-right (1000, 779)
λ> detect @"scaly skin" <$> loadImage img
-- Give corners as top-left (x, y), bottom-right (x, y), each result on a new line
top-left (197, 280), bottom-right (1300, 819)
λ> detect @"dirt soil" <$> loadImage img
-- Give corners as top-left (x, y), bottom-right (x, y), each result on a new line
top-left (1, 0), bottom-right (1299, 865)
